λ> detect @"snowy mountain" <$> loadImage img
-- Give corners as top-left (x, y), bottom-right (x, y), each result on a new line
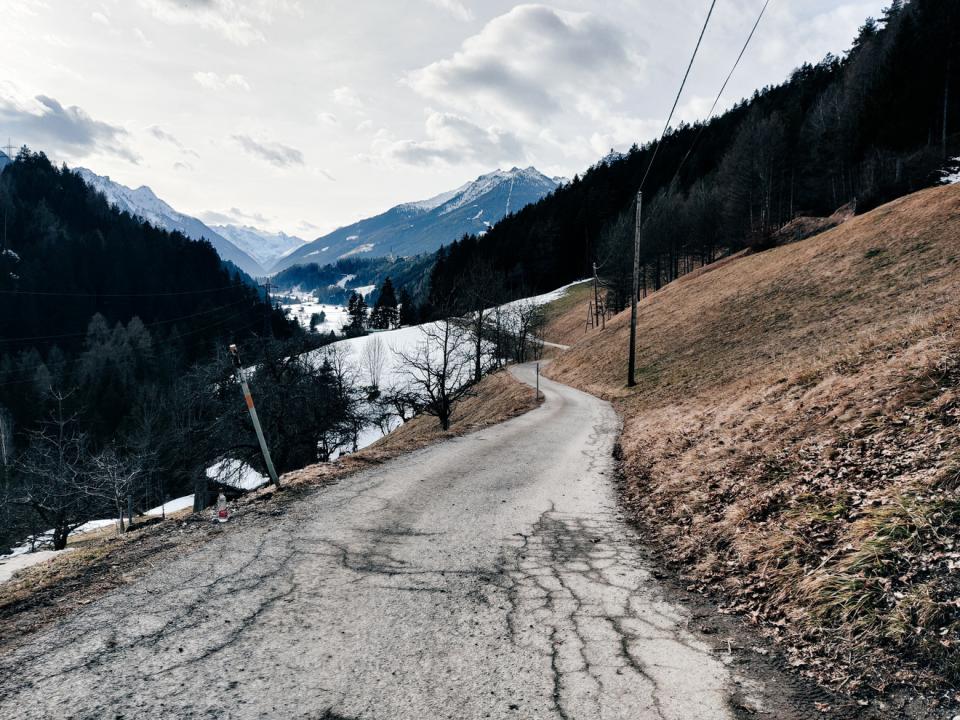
top-left (0, 150), bottom-right (11, 172)
top-left (74, 168), bottom-right (265, 277)
top-left (210, 224), bottom-right (305, 268)
top-left (272, 167), bottom-right (560, 273)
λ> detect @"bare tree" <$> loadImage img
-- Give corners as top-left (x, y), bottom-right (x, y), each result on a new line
top-left (490, 305), bottom-right (507, 370)
top-left (505, 300), bottom-right (546, 364)
top-left (362, 336), bottom-right (387, 392)
top-left (0, 405), bottom-right (12, 469)
top-left (88, 447), bottom-right (143, 534)
top-left (13, 390), bottom-right (94, 550)
top-left (461, 265), bottom-right (504, 383)
top-left (396, 320), bottom-right (474, 431)
top-left (315, 343), bottom-right (365, 457)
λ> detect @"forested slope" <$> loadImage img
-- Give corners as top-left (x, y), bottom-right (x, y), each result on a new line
top-left (0, 151), bottom-right (298, 552)
top-left (426, 0), bottom-right (959, 313)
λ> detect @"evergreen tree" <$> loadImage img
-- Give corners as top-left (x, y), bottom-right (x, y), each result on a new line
top-left (346, 292), bottom-right (368, 335)
top-left (398, 288), bottom-right (417, 327)
top-left (369, 276), bottom-right (399, 329)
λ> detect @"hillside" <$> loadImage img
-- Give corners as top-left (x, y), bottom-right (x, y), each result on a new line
top-left (426, 0), bottom-right (959, 311)
top-left (74, 168), bottom-right (265, 277)
top-left (544, 184), bottom-right (960, 700)
top-left (272, 167), bottom-right (560, 273)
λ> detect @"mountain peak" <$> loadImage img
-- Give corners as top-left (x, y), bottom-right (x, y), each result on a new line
top-left (74, 167), bottom-right (266, 277)
top-left (273, 166), bottom-right (560, 272)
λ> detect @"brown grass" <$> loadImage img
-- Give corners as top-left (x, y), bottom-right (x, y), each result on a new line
top-left (0, 368), bottom-right (537, 655)
top-left (543, 281), bottom-right (600, 347)
top-left (544, 183), bottom-right (960, 699)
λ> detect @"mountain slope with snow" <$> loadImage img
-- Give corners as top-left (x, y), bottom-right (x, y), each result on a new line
top-left (74, 168), bottom-right (265, 277)
top-left (211, 224), bottom-right (305, 268)
top-left (272, 167), bottom-right (560, 273)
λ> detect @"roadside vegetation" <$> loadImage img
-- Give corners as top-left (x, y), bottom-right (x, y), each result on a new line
top-left (545, 183), bottom-right (960, 706)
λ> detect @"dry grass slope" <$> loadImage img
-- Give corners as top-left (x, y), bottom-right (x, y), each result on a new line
top-left (546, 184), bottom-right (960, 701)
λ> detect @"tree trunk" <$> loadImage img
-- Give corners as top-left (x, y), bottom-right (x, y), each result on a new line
top-left (52, 524), bottom-right (68, 551)
top-left (944, 58), bottom-right (952, 158)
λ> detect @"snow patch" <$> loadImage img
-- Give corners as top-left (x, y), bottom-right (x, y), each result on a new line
top-left (941, 158), bottom-right (960, 185)
top-left (339, 243), bottom-right (375, 258)
top-left (0, 549), bottom-right (73, 585)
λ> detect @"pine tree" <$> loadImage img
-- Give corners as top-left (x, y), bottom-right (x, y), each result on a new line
top-left (346, 292), bottom-right (368, 335)
top-left (369, 277), bottom-right (399, 330)
top-left (398, 288), bottom-right (417, 327)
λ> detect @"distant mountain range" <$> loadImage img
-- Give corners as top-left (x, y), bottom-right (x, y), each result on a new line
top-left (0, 150), bottom-right (11, 172)
top-left (74, 168), bottom-right (267, 278)
top-left (272, 167), bottom-right (563, 274)
top-left (210, 224), bottom-right (305, 268)
top-left (73, 165), bottom-right (564, 279)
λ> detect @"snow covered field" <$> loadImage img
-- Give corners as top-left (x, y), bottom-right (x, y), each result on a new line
top-left (282, 292), bottom-right (350, 334)
top-left (310, 279), bottom-right (590, 453)
top-left (942, 157), bottom-right (960, 185)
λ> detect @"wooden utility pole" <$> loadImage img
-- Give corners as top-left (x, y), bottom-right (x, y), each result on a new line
top-left (229, 344), bottom-right (280, 487)
top-left (593, 263), bottom-right (601, 329)
top-left (628, 191), bottom-right (641, 387)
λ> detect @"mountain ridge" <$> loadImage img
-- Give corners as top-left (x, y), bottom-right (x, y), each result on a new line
top-left (271, 166), bottom-right (560, 274)
top-left (211, 224), bottom-right (305, 268)
top-left (74, 168), bottom-right (266, 277)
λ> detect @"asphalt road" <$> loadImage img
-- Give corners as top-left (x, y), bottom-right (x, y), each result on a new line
top-left (0, 364), bottom-right (761, 719)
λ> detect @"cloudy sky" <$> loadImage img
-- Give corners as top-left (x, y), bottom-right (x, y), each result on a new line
top-left (2, 0), bottom-right (889, 237)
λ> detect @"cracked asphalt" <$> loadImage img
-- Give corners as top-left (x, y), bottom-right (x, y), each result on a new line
top-left (0, 364), bottom-right (765, 719)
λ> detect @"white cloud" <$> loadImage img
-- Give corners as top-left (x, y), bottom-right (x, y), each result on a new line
top-left (192, 71), bottom-right (250, 91)
top-left (91, 11), bottom-right (110, 26)
top-left (374, 111), bottom-right (525, 166)
top-left (426, 0), bottom-right (472, 22)
top-left (232, 134), bottom-right (304, 167)
top-left (201, 206), bottom-right (273, 226)
top-left (407, 4), bottom-right (644, 129)
top-left (133, 28), bottom-right (154, 48)
top-left (331, 86), bottom-right (364, 110)
top-left (0, 86), bottom-right (138, 163)
top-left (139, 0), bottom-right (302, 45)
top-left (318, 112), bottom-right (339, 126)
top-left (146, 125), bottom-right (199, 158)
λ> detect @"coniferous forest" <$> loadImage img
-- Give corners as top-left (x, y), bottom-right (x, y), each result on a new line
top-left (424, 0), bottom-right (959, 313)
top-left (0, 152), bottom-right (361, 552)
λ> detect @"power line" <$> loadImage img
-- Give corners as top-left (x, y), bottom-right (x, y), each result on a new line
top-left (671, 0), bottom-right (773, 185)
top-left (629, 0), bottom-right (718, 388)
top-left (0, 283), bottom-right (251, 298)
top-left (0, 299), bottom-right (253, 346)
top-left (0, 308), bottom-right (264, 388)
top-left (639, 0), bottom-right (718, 192)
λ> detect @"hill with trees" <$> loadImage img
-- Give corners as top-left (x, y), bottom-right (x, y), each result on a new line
top-left (0, 150), bottom-right (322, 553)
top-left (424, 0), bottom-right (958, 313)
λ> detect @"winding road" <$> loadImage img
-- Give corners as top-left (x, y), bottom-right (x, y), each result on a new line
top-left (0, 365), bottom-right (761, 719)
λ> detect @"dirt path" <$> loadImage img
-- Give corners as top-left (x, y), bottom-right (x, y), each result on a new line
top-left (0, 365), bottom-right (836, 719)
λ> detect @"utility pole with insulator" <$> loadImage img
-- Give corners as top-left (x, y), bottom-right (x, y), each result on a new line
top-left (593, 263), bottom-right (601, 329)
top-left (229, 344), bottom-right (280, 487)
top-left (628, 191), bottom-right (641, 387)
